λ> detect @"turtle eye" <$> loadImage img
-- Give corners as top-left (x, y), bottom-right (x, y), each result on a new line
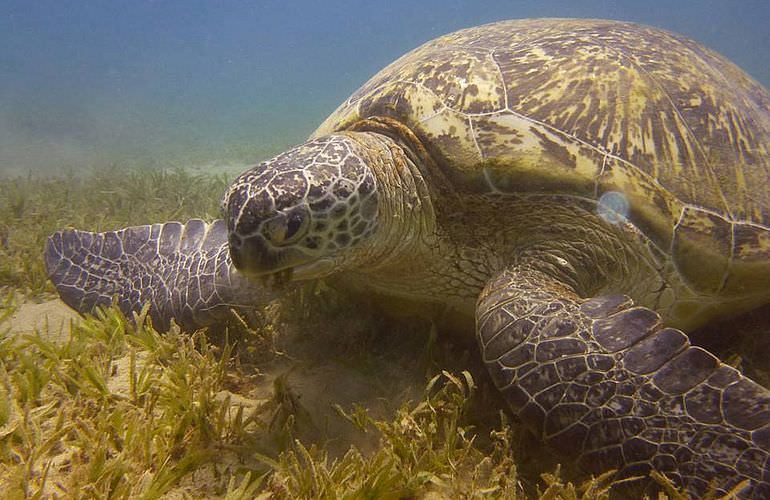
top-left (285, 210), bottom-right (307, 240)
top-left (262, 209), bottom-right (308, 246)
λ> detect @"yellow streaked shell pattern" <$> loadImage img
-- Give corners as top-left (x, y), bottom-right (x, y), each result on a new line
top-left (313, 19), bottom-right (770, 298)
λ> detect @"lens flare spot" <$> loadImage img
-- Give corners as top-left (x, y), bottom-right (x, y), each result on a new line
top-left (597, 191), bottom-right (629, 224)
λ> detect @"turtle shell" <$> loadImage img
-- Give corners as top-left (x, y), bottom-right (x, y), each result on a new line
top-left (313, 19), bottom-right (770, 298)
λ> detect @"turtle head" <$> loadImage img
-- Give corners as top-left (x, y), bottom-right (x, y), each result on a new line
top-left (222, 134), bottom-right (379, 281)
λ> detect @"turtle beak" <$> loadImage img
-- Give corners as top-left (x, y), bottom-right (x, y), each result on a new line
top-left (228, 232), bottom-right (306, 280)
top-left (227, 232), bottom-right (248, 271)
top-left (229, 234), bottom-right (274, 275)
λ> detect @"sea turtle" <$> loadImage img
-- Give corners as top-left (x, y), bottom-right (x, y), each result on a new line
top-left (45, 19), bottom-right (770, 497)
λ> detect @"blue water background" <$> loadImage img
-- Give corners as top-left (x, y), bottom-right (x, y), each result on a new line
top-left (1, 0), bottom-right (768, 174)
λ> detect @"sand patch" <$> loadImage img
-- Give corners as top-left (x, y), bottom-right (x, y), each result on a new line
top-left (6, 298), bottom-right (79, 342)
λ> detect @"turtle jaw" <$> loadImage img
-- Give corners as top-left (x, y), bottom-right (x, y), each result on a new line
top-left (228, 233), bottom-right (335, 282)
top-left (229, 234), bottom-right (299, 278)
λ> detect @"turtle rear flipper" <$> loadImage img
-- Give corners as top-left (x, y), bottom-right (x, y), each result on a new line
top-left (477, 265), bottom-right (770, 497)
top-left (45, 219), bottom-right (271, 331)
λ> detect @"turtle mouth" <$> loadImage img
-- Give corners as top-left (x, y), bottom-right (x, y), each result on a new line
top-left (248, 267), bottom-right (295, 288)
top-left (237, 260), bottom-right (335, 286)
top-left (229, 234), bottom-right (330, 283)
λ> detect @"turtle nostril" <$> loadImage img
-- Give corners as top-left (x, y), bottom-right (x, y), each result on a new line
top-left (229, 233), bottom-right (243, 249)
top-left (228, 236), bottom-right (246, 270)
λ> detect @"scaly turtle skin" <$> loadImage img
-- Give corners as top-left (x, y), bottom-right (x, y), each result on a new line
top-left (45, 19), bottom-right (770, 497)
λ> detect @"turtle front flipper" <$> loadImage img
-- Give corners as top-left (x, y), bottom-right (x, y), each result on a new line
top-left (45, 219), bottom-right (278, 331)
top-left (477, 265), bottom-right (770, 497)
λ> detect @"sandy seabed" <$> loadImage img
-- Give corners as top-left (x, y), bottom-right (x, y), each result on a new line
top-left (7, 298), bottom-right (78, 342)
